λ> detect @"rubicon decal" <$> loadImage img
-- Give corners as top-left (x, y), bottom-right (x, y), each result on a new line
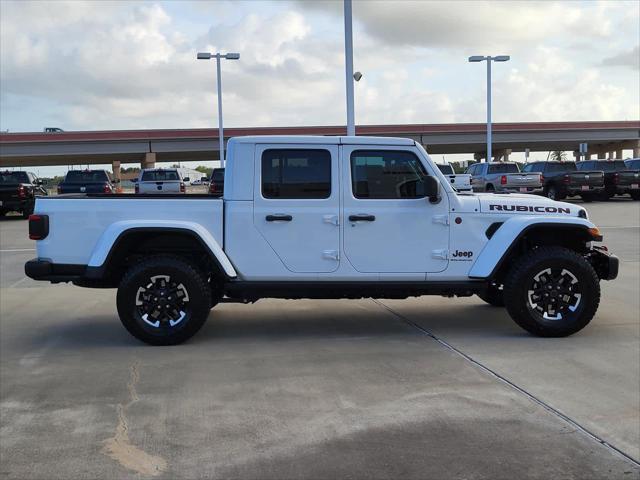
top-left (489, 204), bottom-right (571, 214)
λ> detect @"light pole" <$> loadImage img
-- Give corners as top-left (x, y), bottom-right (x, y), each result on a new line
top-left (468, 55), bottom-right (510, 162)
top-left (197, 51), bottom-right (240, 168)
top-left (344, 0), bottom-right (355, 136)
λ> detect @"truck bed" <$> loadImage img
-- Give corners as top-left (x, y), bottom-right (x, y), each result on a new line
top-left (34, 195), bottom-right (223, 265)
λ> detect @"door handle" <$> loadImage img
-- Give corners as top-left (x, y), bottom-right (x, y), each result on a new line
top-left (266, 214), bottom-right (293, 222)
top-left (349, 214), bottom-right (375, 222)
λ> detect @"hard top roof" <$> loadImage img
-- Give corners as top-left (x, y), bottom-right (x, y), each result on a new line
top-left (229, 135), bottom-right (415, 146)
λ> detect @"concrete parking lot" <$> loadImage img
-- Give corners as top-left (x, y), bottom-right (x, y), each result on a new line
top-left (1, 199), bottom-right (638, 479)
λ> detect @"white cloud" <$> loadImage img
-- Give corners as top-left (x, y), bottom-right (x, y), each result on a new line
top-left (0, 0), bottom-right (638, 135)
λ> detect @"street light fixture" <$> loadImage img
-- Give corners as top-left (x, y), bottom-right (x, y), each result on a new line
top-left (197, 51), bottom-right (240, 168)
top-left (468, 55), bottom-right (510, 162)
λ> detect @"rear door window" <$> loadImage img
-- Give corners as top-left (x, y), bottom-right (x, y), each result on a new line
top-left (261, 149), bottom-right (331, 199)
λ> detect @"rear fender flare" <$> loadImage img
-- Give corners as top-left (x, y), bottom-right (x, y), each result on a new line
top-left (468, 216), bottom-right (596, 279)
top-left (87, 220), bottom-right (237, 278)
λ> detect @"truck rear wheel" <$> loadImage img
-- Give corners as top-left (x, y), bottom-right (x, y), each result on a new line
top-left (503, 247), bottom-right (600, 337)
top-left (117, 255), bottom-right (212, 345)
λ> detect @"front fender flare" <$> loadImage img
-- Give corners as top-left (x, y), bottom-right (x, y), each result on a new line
top-left (468, 216), bottom-right (596, 279)
top-left (87, 220), bottom-right (237, 278)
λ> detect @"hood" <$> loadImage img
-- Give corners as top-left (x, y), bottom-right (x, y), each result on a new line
top-left (474, 192), bottom-right (586, 218)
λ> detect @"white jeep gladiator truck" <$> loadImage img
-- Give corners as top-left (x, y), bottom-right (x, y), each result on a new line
top-left (25, 136), bottom-right (618, 345)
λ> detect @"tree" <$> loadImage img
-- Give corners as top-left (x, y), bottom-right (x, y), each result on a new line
top-left (550, 150), bottom-right (568, 161)
top-left (195, 165), bottom-right (213, 177)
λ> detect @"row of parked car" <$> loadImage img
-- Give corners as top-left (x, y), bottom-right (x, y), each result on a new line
top-left (442, 159), bottom-right (639, 201)
top-left (0, 167), bottom-right (226, 217)
top-left (1, 159), bottom-right (638, 218)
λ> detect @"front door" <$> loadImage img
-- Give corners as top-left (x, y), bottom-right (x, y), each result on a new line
top-left (342, 146), bottom-right (450, 273)
top-left (253, 145), bottom-right (340, 273)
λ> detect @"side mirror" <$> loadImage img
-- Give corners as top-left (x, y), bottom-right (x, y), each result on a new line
top-left (423, 176), bottom-right (440, 203)
top-left (114, 178), bottom-right (121, 184)
top-left (183, 177), bottom-right (190, 182)
top-left (131, 178), bottom-right (138, 183)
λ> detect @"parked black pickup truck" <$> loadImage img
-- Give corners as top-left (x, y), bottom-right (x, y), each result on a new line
top-left (522, 161), bottom-right (604, 201)
top-left (624, 159), bottom-right (640, 200)
top-left (0, 171), bottom-right (48, 218)
top-left (576, 160), bottom-right (639, 200)
top-left (57, 170), bottom-right (116, 194)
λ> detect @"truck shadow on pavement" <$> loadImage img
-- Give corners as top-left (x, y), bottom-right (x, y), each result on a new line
top-left (23, 300), bottom-right (524, 351)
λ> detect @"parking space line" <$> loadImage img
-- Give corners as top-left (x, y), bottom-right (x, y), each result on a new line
top-left (372, 298), bottom-right (640, 468)
top-left (0, 248), bottom-right (36, 252)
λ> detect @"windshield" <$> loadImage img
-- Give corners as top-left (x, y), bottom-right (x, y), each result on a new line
top-left (488, 163), bottom-right (519, 174)
top-left (142, 170), bottom-right (180, 181)
top-left (65, 171), bottom-right (109, 183)
top-left (0, 172), bottom-right (29, 184)
top-left (436, 164), bottom-right (454, 175)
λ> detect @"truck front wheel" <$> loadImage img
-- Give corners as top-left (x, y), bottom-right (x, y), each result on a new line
top-left (117, 255), bottom-right (212, 345)
top-left (503, 247), bottom-right (600, 337)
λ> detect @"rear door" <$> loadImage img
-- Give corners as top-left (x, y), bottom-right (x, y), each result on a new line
top-left (341, 146), bottom-right (449, 273)
top-left (253, 145), bottom-right (340, 273)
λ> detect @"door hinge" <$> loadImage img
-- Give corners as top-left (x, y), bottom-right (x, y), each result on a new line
top-left (432, 214), bottom-right (449, 226)
top-left (323, 250), bottom-right (340, 261)
top-left (431, 249), bottom-right (448, 260)
top-left (323, 215), bottom-right (340, 226)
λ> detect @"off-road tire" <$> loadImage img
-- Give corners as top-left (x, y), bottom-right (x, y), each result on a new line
top-left (477, 284), bottom-right (505, 307)
top-left (504, 246), bottom-right (600, 337)
top-left (580, 193), bottom-right (593, 202)
top-left (631, 191), bottom-right (640, 201)
top-left (117, 255), bottom-right (211, 345)
top-left (545, 185), bottom-right (559, 200)
top-left (486, 184), bottom-right (495, 193)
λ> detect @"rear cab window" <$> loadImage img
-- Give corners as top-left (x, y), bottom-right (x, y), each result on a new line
top-left (488, 163), bottom-right (519, 174)
top-left (65, 171), bottom-right (109, 183)
top-left (436, 164), bottom-right (454, 175)
top-left (0, 172), bottom-right (29, 183)
top-left (261, 149), bottom-right (331, 199)
top-left (141, 170), bottom-right (180, 182)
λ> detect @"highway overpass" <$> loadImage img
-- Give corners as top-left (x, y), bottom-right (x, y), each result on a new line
top-left (1, 122), bottom-right (638, 173)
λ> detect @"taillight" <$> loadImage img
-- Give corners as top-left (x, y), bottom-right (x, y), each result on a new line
top-left (28, 214), bottom-right (49, 240)
top-left (540, 174), bottom-right (545, 183)
top-left (103, 184), bottom-right (112, 194)
top-left (613, 173), bottom-right (619, 184)
top-left (500, 175), bottom-right (507, 185)
top-left (180, 182), bottom-right (186, 193)
top-left (17, 185), bottom-right (27, 198)
top-left (56, 185), bottom-right (62, 194)
top-left (563, 174), bottom-right (570, 184)
top-left (135, 184), bottom-right (139, 194)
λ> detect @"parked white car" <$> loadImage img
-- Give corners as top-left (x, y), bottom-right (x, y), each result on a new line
top-left (26, 136), bottom-right (618, 345)
top-left (435, 163), bottom-right (472, 192)
top-left (134, 168), bottom-right (189, 194)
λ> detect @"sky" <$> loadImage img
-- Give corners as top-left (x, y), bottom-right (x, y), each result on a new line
top-left (1, 0), bottom-right (639, 175)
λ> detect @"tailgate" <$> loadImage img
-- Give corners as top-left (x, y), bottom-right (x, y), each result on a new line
top-left (568, 171), bottom-right (604, 188)
top-left (506, 173), bottom-right (541, 187)
top-left (617, 171), bottom-right (640, 187)
top-left (139, 181), bottom-right (181, 193)
top-left (0, 185), bottom-right (21, 200)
